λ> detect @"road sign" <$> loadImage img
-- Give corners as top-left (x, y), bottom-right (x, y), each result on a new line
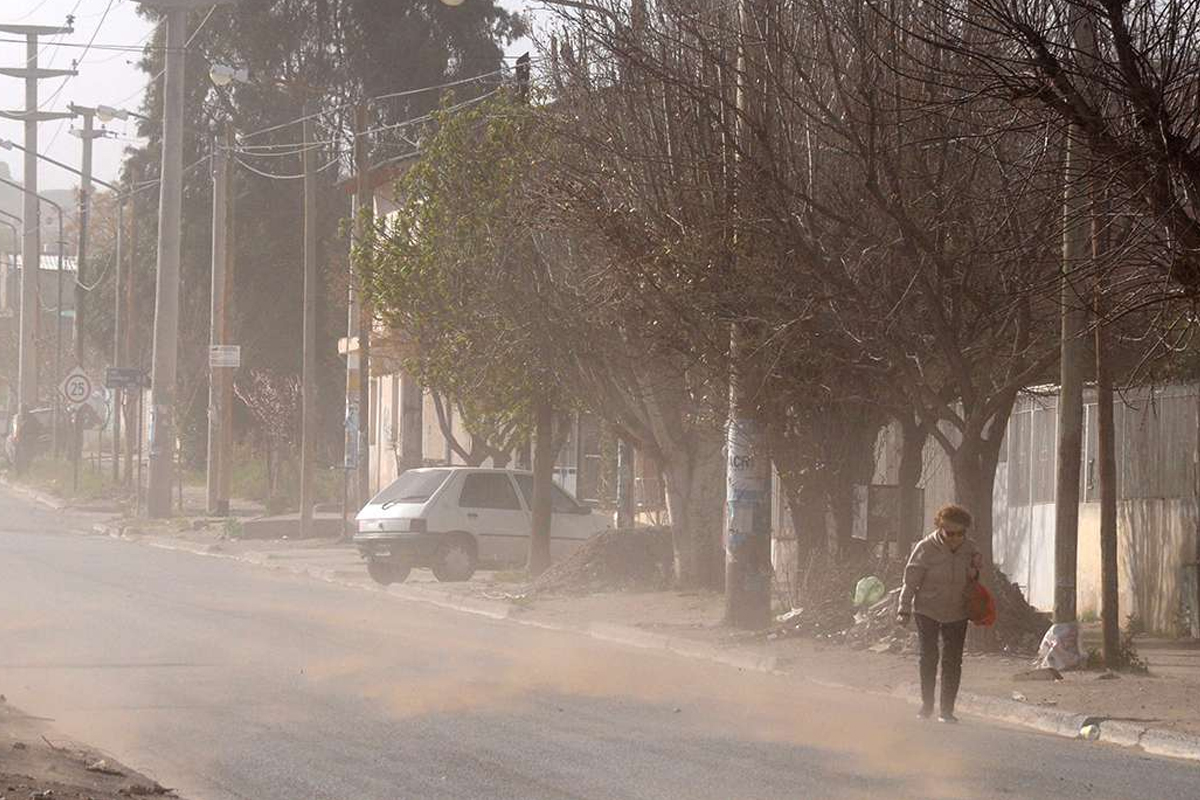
top-left (209, 345), bottom-right (241, 368)
top-left (59, 367), bottom-right (92, 408)
top-left (105, 367), bottom-right (149, 390)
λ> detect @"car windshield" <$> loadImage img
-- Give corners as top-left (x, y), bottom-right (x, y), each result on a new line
top-left (370, 470), bottom-right (450, 507)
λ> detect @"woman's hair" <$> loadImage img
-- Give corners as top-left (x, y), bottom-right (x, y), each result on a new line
top-left (935, 504), bottom-right (973, 530)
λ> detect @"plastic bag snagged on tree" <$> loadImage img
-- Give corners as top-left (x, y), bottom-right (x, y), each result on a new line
top-left (853, 576), bottom-right (886, 607)
top-left (1035, 622), bottom-right (1084, 671)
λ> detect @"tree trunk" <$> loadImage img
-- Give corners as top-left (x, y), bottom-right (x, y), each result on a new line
top-left (949, 444), bottom-right (996, 567)
top-left (897, 415), bottom-right (927, 557)
top-left (527, 397), bottom-right (554, 577)
top-left (662, 435), bottom-right (725, 589)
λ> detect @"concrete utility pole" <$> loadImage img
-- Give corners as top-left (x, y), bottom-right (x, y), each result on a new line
top-left (141, 0), bottom-right (238, 517)
top-left (299, 102), bottom-right (318, 537)
top-left (0, 21), bottom-right (76, 409)
top-left (69, 104), bottom-right (102, 370)
top-left (347, 104), bottom-right (375, 514)
top-left (0, 175), bottom-right (66, 449)
top-left (206, 127), bottom-right (234, 515)
top-left (723, 0), bottom-right (773, 628)
top-left (1054, 5), bottom-right (1099, 625)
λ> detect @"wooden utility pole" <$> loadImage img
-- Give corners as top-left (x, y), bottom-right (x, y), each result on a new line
top-left (111, 193), bottom-right (125, 484)
top-left (299, 102), bottom-right (318, 537)
top-left (123, 183), bottom-right (139, 485)
top-left (615, 438), bottom-right (634, 528)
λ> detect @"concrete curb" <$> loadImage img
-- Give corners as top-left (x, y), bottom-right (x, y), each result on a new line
top-left (83, 519), bottom-right (1200, 763)
top-left (588, 622), bottom-right (779, 673)
top-left (94, 521), bottom-right (517, 622)
top-left (0, 475), bottom-right (68, 510)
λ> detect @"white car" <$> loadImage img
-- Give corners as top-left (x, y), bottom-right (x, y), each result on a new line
top-left (353, 467), bottom-right (609, 584)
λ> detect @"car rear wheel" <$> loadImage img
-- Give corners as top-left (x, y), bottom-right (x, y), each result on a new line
top-left (432, 535), bottom-right (477, 582)
top-left (367, 559), bottom-right (412, 586)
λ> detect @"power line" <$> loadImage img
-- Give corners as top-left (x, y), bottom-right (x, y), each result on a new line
top-left (234, 155), bottom-right (341, 181)
top-left (40, 0), bottom-right (116, 111)
top-left (107, 4), bottom-right (216, 111)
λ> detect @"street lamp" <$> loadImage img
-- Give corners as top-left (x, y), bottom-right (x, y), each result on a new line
top-left (96, 105), bottom-right (151, 123)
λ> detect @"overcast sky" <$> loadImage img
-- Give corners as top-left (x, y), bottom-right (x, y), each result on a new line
top-left (1, 0), bottom-right (540, 192)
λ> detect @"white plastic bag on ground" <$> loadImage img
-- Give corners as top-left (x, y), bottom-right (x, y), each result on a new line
top-left (853, 575), bottom-right (886, 607)
top-left (1035, 622), bottom-right (1084, 671)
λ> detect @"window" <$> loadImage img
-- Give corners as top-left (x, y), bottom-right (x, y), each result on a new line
top-left (370, 469), bottom-right (450, 505)
top-left (512, 474), bottom-right (582, 513)
top-left (459, 473), bottom-right (522, 510)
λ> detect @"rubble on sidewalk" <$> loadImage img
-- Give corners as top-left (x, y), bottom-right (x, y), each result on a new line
top-left (530, 526), bottom-right (675, 595)
top-left (767, 554), bottom-right (1051, 656)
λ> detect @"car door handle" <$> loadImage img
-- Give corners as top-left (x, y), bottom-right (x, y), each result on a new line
top-left (466, 512), bottom-right (478, 519)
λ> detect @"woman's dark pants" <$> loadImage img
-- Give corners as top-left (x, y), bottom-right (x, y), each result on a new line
top-left (915, 613), bottom-right (968, 715)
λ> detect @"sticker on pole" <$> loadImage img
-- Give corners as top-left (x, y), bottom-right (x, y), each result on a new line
top-left (59, 367), bottom-right (93, 408)
top-left (209, 345), bottom-right (241, 368)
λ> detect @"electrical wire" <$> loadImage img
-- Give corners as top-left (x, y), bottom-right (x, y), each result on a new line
top-left (238, 66), bottom-right (517, 141)
top-left (40, 0), bottom-right (116, 111)
top-left (234, 155), bottom-right (341, 180)
top-left (108, 4), bottom-right (217, 111)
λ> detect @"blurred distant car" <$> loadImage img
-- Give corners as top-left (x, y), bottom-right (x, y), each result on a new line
top-left (2, 406), bottom-right (57, 468)
top-left (354, 467), bottom-right (609, 584)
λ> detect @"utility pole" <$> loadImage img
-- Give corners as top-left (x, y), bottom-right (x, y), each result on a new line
top-left (1095, 257), bottom-right (1120, 665)
top-left (299, 102), bottom-right (318, 537)
top-left (347, 104), bottom-right (373, 517)
top-left (69, 104), bottom-right (101, 370)
top-left (615, 438), bottom-right (634, 528)
top-left (0, 21), bottom-right (76, 409)
top-left (70, 104), bottom-right (101, 491)
top-left (723, 0), bottom-right (773, 627)
top-left (123, 177), bottom-right (139, 485)
top-left (143, 3), bottom-right (189, 517)
top-left (1054, 6), bottom-right (1099, 625)
top-left (140, 0), bottom-right (238, 517)
top-left (206, 127), bottom-right (233, 515)
top-left (111, 192), bottom-right (125, 483)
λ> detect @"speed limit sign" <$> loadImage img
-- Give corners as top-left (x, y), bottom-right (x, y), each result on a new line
top-left (59, 367), bottom-right (93, 408)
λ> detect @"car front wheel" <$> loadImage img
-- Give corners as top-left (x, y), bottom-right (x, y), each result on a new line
top-left (432, 535), bottom-right (477, 582)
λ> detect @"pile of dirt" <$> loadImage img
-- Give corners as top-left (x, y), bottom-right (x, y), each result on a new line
top-left (0, 700), bottom-right (175, 799)
top-left (531, 526), bottom-right (675, 595)
top-left (769, 554), bottom-right (1051, 656)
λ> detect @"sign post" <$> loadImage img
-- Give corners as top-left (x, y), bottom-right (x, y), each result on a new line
top-left (58, 368), bottom-right (92, 493)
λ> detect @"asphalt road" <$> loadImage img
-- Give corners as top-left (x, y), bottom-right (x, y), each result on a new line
top-left (1, 488), bottom-right (1195, 800)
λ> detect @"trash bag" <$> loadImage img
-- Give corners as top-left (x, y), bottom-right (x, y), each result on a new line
top-left (1035, 622), bottom-right (1084, 671)
top-left (853, 575), bottom-right (886, 607)
top-left (966, 581), bottom-right (996, 627)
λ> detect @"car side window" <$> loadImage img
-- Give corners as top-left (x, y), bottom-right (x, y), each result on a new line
top-left (458, 473), bottom-right (522, 511)
top-left (511, 474), bottom-right (580, 514)
top-left (551, 484), bottom-right (581, 514)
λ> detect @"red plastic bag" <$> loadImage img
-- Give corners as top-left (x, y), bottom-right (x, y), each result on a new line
top-left (966, 581), bottom-right (996, 627)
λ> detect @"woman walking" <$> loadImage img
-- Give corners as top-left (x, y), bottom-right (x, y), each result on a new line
top-left (897, 504), bottom-right (983, 723)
